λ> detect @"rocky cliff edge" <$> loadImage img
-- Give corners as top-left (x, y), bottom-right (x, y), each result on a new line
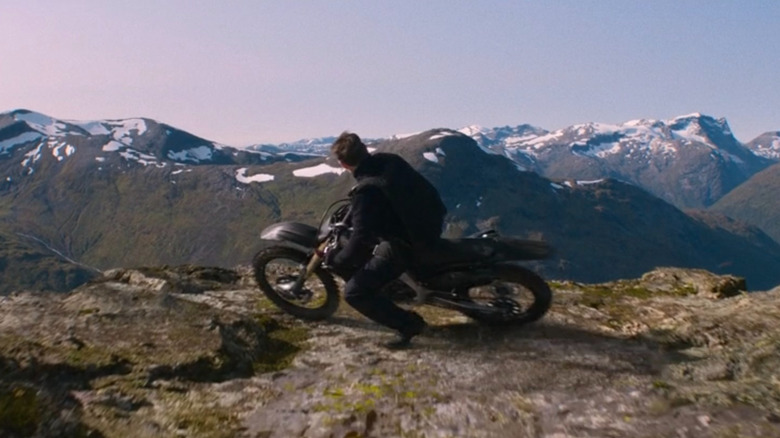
top-left (1, 266), bottom-right (779, 437)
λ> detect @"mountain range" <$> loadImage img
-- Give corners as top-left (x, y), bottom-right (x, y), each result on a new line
top-left (246, 114), bottom-right (780, 243)
top-left (246, 114), bottom-right (779, 211)
top-left (463, 114), bottom-right (776, 209)
top-left (1, 109), bottom-right (779, 293)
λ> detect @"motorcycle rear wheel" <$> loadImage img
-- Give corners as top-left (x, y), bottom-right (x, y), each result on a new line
top-left (252, 246), bottom-right (340, 320)
top-left (461, 265), bottom-right (552, 325)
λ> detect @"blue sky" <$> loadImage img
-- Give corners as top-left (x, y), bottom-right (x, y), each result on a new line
top-left (1, 1), bottom-right (778, 145)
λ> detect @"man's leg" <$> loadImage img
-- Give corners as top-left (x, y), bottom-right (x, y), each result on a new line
top-left (344, 250), bottom-right (425, 345)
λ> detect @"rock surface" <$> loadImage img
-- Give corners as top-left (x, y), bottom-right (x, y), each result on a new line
top-left (1, 266), bottom-right (779, 437)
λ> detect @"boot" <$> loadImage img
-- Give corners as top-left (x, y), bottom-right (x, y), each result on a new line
top-left (383, 313), bottom-right (427, 350)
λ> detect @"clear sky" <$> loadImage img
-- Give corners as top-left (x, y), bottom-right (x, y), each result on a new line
top-left (1, 1), bottom-right (778, 145)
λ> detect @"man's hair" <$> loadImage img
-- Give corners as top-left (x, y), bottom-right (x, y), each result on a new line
top-left (331, 131), bottom-right (369, 166)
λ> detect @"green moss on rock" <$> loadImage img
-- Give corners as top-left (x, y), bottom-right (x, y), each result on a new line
top-left (252, 315), bottom-right (308, 373)
top-left (0, 384), bottom-right (40, 436)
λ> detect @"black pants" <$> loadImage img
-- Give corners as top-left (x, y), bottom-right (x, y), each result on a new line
top-left (343, 241), bottom-right (423, 333)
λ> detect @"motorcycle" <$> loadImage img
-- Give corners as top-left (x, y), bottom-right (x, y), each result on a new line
top-left (252, 199), bottom-right (554, 325)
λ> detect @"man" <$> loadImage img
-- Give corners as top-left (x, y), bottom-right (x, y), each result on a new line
top-left (326, 131), bottom-right (446, 349)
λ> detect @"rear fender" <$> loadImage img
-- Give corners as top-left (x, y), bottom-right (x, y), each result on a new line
top-left (422, 267), bottom-right (496, 291)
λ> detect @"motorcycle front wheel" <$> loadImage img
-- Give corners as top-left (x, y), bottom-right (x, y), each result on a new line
top-left (461, 264), bottom-right (552, 326)
top-left (252, 246), bottom-right (340, 320)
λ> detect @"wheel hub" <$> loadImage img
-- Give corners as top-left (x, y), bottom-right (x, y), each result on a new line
top-left (275, 275), bottom-right (313, 303)
top-left (489, 296), bottom-right (524, 318)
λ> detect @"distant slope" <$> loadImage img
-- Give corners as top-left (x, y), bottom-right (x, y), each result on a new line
top-left (0, 157), bottom-right (354, 271)
top-left (710, 162), bottom-right (780, 244)
top-left (0, 228), bottom-right (99, 294)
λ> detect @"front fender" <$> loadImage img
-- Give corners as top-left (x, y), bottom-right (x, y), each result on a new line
top-left (260, 222), bottom-right (318, 251)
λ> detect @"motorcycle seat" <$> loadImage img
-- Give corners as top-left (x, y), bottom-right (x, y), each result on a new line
top-left (411, 238), bottom-right (496, 272)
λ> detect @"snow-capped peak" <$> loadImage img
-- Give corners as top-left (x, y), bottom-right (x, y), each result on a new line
top-left (10, 109), bottom-right (148, 139)
top-left (452, 113), bottom-right (762, 171)
top-left (672, 112), bottom-right (704, 121)
top-left (746, 131), bottom-right (780, 160)
top-left (2, 110), bottom-right (211, 170)
top-left (668, 113), bottom-right (733, 138)
top-left (457, 125), bottom-right (485, 136)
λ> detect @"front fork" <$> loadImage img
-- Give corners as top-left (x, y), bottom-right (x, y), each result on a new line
top-left (288, 240), bottom-right (328, 298)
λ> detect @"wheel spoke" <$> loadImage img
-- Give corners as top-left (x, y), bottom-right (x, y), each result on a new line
top-left (252, 247), bottom-right (340, 320)
top-left (263, 258), bottom-right (328, 309)
top-left (466, 281), bottom-right (531, 321)
top-left (459, 266), bottom-right (552, 325)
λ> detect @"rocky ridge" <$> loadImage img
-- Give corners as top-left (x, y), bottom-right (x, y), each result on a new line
top-left (1, 266), bottom-right (779, 437)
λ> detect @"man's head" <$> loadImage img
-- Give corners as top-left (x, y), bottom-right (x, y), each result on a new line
top-left (331, 131), bottom-right (369, 171)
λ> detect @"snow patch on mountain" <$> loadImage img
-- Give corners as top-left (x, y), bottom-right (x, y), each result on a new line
top-left (557, 179), bottom-right (606, 188)
top-left (236, 168), bottom-right (274, 183)
top-left (14, 112), bottom-right (62, 135)
top-left (502, 134), bottom-right (539, 147)
top-left (578, 179), bottom-right (606, 185)
top-left (0, 132), bottom-right (42, 155)
top-left (670, 121), bottom-right (709, 145)
top-left (423, 152), bottom-right (438, 163)
top-left (585, 142), bottom-right (622, 158)
top-left (102, 141), bottom-right (124, 152)
top-left (50, 140), bottom-right (75, 161)
top-left (423, 147), bottom-right (447, 164)
top-left (98, 119), bottom-right (148, 155)
top-left (293, 163), bottom-right (345, 177)
top-left (429, 131), bottom-right (459, 141)
top-left (523, 131), bottom-right (566, 148)
top-left (22, 143), bottom-right (44, 169)
top-left (120, 149), bottom-right (163, 167)
top-left (76, 121), bottom-right (111, 136)
top-left (102, 119), bottom-right (147, 137)
top-left (168, 146), bottom-right (213, 163)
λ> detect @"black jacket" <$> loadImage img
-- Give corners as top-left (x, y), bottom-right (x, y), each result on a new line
top-left (331, 153), bottom-right (445, 268)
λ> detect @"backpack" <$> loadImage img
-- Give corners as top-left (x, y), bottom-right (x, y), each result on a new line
top-left (353, 153), bottom-right (446, 245)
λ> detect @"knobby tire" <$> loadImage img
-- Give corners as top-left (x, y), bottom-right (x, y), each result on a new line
top-left (466, 264), bottom-right (552, 326)
top-left (252, 246), bottom-right (340, 320)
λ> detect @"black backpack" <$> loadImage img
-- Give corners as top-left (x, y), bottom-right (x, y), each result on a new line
top-left (353, 153), bottom-right (446, 245)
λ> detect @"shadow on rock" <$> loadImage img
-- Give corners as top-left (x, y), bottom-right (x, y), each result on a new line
top-left (321, 315), bottom-right (666, 376)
